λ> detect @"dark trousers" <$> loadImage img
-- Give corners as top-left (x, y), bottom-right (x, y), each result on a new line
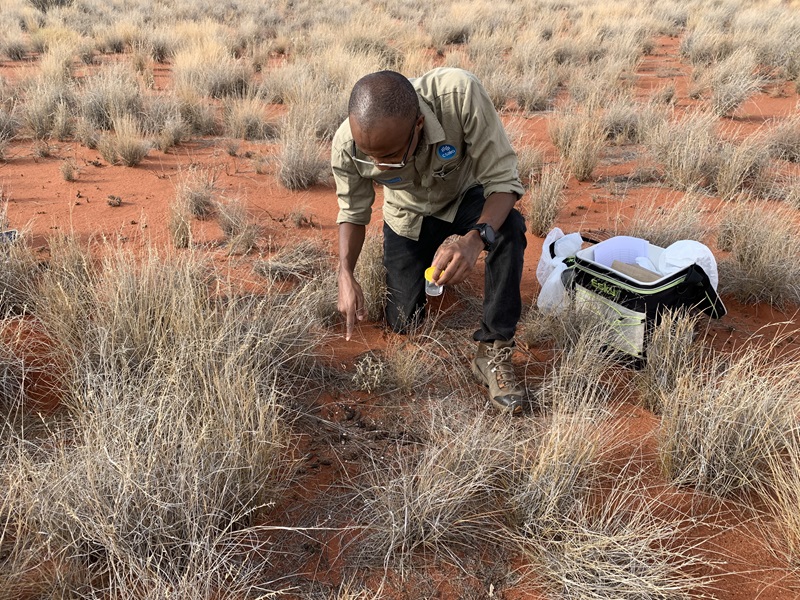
top-left (382, 186), bottom-right (527, 342)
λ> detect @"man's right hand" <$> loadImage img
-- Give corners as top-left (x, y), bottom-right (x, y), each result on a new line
top-left (337, 270), bottom-right (367, 341)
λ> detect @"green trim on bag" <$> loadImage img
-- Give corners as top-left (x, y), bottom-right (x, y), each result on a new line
top-left (576, 263), bottom-right (689, 296)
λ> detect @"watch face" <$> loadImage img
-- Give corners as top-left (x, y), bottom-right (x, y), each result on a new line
top-left (483, 224), bottom-right (495, 247)
top-left (472, 223), bottom-right (494, 250)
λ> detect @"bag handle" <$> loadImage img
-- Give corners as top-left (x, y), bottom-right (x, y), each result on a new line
top-left (548, 234), bottom-right (602, 259)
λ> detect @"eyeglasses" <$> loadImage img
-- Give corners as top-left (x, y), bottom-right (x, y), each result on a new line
top-left (351, 118), bottom-right (417, 169)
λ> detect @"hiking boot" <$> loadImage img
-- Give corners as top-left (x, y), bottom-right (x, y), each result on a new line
top-left (471, 340), bottom-right (525, 415)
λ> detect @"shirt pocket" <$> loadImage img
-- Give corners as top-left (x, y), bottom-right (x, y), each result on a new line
top-left (374, 168), bottom-right (417, 191)
top-left (432, 154), bottom-right (467, 180)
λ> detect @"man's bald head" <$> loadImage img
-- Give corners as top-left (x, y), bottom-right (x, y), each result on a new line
top-left (348, 70), bottom-right (419, 130)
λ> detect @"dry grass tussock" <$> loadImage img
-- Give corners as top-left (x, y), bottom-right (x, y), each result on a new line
top-left (328, 579), bottom-right (383, 600)
top-left (635, 309), bottom-right (703, 414)
top-left (658, 343), bottom-right (800, 498)
top-left (535, 315), bottom-right (621, 414)
top-left (81, 63), bottom-right (144, 131)
top-left (526, 163), bottom-right (567, 237)
top-left (717, 201), bottom-right (800, 306)
top-left (254, 238), bottom-right (332, 283)
top-left (223, 94), bottom-right (278, 141)
top-left (0, 235), bottom-right (40, 315)
top-left (510, 410), bottom-right (602, 544)
top-left (1, 240), bottom-right (329, 597)
top-left (773, 173), bottom-right (800, 209)
top-left (549, 108), bottom-right (605, 182)
top-left (37, 41), bottom-right (76, 83)
top-left (521, 300), bottom-right (614, 353)
top-left (624, 190), bottom-right (709, 247)
top-left (0, 104), bottom-right (19, 160)
top-left (705, 48), bottom-right (763, 117)
top-left (714, 133), bottom-right (770, 201)
top-left (172, 39), bottom-right (252, 98)
top-left (0, 336), bottom-right (23, 411)
top-left (352, 403), bottom-right (527, 574)
top-left (566, 58), bottom-right (637, 108)
top-left (277, 113), bottom-right (328, 190)
top-left (175, 87), bottom-right (220, 136)
top-left (252, 239), bottom-right (344, 326)
top-left (138, 95), bottom-right (185, 142)
top-left (0, 31), bottom-right (28, 62)
top-left (215, 196), bottom-right (260, 255)
top-left (680, 21), bottom-right (735, 68)
top-left (514, 144), bottom-right (545, 187)
top-left (645, 110), bottom-right (720, 191)
top-left (513, 425), bottom-right (714, 600)
top-left (504, 119), bottom-right (544, 184)
top-left (174, 165), bottom-right (219, 220)
top-left (168, 195), bottom-right (192, 249)
top-left (767, 113), bottom-right (800, 163)
top-left (97, 115), bottom-right (150, 167)
top-left (351, 321), bottom-right (470, 397)
top-left (509, 61), bottom-right (561, 113)
top-left (59, 158), bottom-right (77, 181)
top-left (259, 40), bottom-right (384, 141)
top-left (21, 76), bottom-right (74, 141)
top-left (601, 96), bottom-right (645, 145)
top-left (304, 47), bottom-right (385, 140)
top-left (762, 428), bottom-right (800, 564)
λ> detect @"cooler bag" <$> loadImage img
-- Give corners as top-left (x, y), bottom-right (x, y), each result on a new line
top-left (559, 236), bottom-right (726, 360)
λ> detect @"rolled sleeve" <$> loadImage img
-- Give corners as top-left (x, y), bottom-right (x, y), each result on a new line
top-left (331, 124), bottom-right (375, 226)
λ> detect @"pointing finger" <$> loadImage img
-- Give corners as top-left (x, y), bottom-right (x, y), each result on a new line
top-left (346, 309), bottom-right (355, 341)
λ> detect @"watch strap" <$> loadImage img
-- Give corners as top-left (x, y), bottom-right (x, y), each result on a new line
top-left (468, 223), bottom-right (494, 251)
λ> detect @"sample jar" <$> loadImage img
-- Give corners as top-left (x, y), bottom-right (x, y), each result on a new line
top-left (424, 266), bottom-right (443, 296)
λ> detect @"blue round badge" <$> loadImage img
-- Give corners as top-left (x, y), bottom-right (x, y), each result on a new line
top-left (437, 144), bottom-right (457, 160)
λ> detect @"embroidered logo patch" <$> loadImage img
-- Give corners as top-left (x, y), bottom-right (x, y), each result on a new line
top-left (437, 144), bottom-right (457, 160)
top-left (590, 278), bottom-right (621, 301)
top-left (377, 176), bottom-right (403, 184)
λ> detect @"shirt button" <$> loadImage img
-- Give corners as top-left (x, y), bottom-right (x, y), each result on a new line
top-left (426, 187), bottom-right (431, 191)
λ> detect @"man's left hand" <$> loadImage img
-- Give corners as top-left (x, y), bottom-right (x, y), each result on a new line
top-left (431, 231), bottom-right (484, 286)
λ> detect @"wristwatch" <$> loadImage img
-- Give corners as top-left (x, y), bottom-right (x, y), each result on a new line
top-left (468, 223), bottom-right (496, 251)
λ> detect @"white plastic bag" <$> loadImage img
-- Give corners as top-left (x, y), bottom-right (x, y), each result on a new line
top-left (536, 228), bottom-right (583, 313)
top-left (658, 240), bottom-right (719, 291)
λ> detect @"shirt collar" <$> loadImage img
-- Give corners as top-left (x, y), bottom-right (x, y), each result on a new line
top-left (418, 97), bottom-right (445, 146)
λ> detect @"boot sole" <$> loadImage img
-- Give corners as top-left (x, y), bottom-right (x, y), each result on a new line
top-left (471, 359), bottom-right (524, 415)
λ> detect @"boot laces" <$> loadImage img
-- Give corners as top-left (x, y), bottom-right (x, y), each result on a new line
top-left (487, 346), bottom-right (517, 390)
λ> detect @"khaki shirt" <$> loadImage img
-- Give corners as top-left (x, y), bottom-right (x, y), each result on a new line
top-left (331, 67), bottom-right (524, 241)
